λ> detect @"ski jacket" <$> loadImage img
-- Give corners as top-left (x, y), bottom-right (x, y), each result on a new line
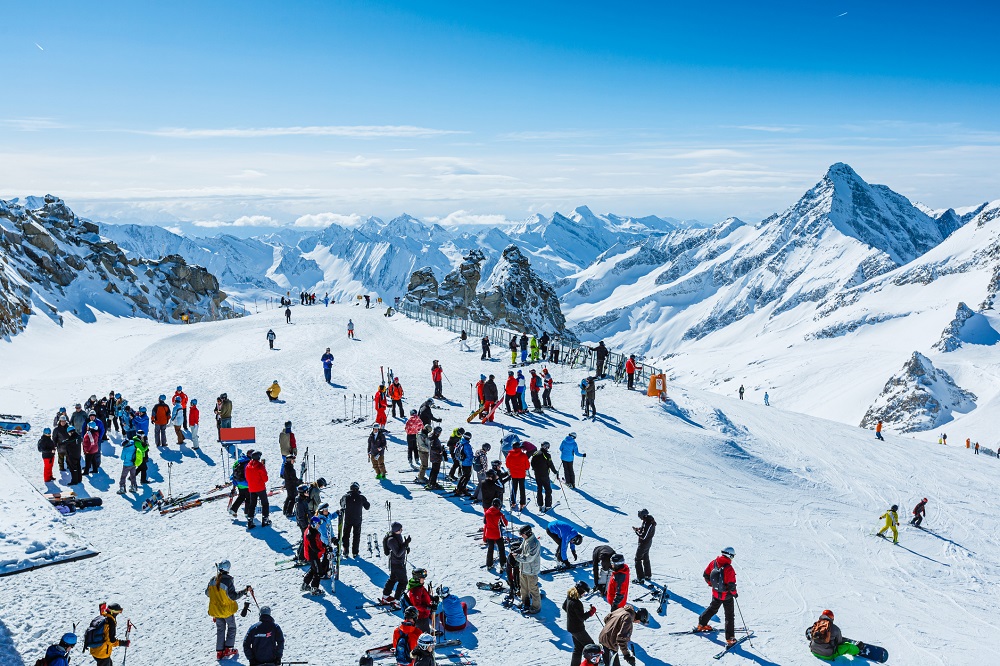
top-left (388, 382), bottom-right (404, 400)
top-left (912, 500), bottom-right (926, 517)
top-left (517, 375), bottom-right (526, 393)
top-left (704, 555), bottom-right (737, 600)
top-left (70, 409), bottom-right (88, 433)
top-left (341, 490), bottom-right (370, 524)
top-left (63, 432), bottom-right (82, 458)
top-left (592, 343), bottom-right (609, 361)
top-left (368, 430), bottom-right (387, 457)
top-left (294, 492), bottom-right (311, 530)
top-left (509, 337), bottom-right (518, 351)
top-left (530, 451), bottom-right (557, 480)
top-left (134, 437), bottom-right (148, 468)
top-left (406, 582), bottom-right (433, 619)
top-left (880, 510), bottom-right (899, 528)
top-left (417, 403), bottom-right (440, 425)
top-left (266, 383), bottom-right (281, 400)
top-left (321, 352), bottom-right (334, 369)
top-left (429, 435), bottom-right (447, 464)
top-left (625, 358), bottom-right (636, 374)
top-left (120, 442), bottom-right (137, 467)
top-left (637, 517), bottom-right (656, 545)
top-left (82, 430), bottom-right (101, 455)
top-left (245, 460), bottom-right (268, 493)
top-left (475, 380), bottom-right (484, 401)
top-left (404, 416), bottom-right (424, 435)
top-left (519, 334), bottom-right (528, 350)
top-left (303, 525), bottom-right (327, 561)
top-left (132, 413), bottom-right (149, 435)
top-left (151, 402), bottom-right (171, 425)
top-left (808, 614), bottom-right (846, 657)
top-left (563, 594), bottom-right (596, 633)
top-left (482, 337), bottom-right (490, 350)
top-left (416, 432), bottom-right (430, 454)
top-left (173, 390), bottom-right (188, 408)
top-left (472, 448), bottom-right (489, 473)
top-left (170, 403), bottom-right (184, 426)
top-left (514, 533), bottom-right (541, 576)
top-left (41, 644), bottom-right (70, 666)
top-left (439, 594), bottom-right (466, 629)
top-left (484, 505), bottom-right (508, 540)
top-left (480, 480), bottom-right (504, 509)
top-left (205, 572), bottom-right (244, 618)
top-left (52, 424), bottom-right (70, 451)
top-left (266, 330), bottom-right (276, 341)
top-left (529, 374), bottom-right (541, 392)
top-left (243, 615), bottom-right (284, 666)
top-left (586, 380), bottom-right (596, 399)
top-left (307, 484), bottom-right (323, 513)
top-left (579, 379), bottom-right (588, 395)
top-left (88, 417), bottom-right (106, 442)
top-left (219, 399), bottom-right (233, 419)
top-left (548, 520), bottom-right (581, 561)
top-left (559, 436), bottom-right (583, 462)
top-left (505, 449), bottom-right (530, 479)
top-left (483, 380), bottom-right (499, 402)
top-left (386, 532), bottom-right (410, 567)
top-left (374, 392), bottom-right (387, 411)
top-left (392, 622), bottom-right (421, 664)
top-left (281, 459), bottom-right (300, 490)
top-left (599, 605), bottom-right (636, 653)
top-left (231, 455), bottom-right (250, 489)
top-left (607, 563), bottom-right (630, 608)
top-left (278, 430), bottom-right (297, 457)
top-left (459, 439), bottom-right (474, 468)
top-left (431, 366), bottom-right (443, 382)
top-left (505, 376), bottom-right (519, 396)
top-left (189, 404), bottom-right (200, 426)
top-left (37, 434), bottom-right (56, 459)
top-left (88, 611), bottom-right (120, 660)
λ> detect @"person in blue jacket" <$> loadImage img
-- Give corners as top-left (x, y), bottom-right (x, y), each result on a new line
top-left (546, 519), bottom-right (584, 567)
top-left (453, 432), bottom-right (475, 497)
top-left (132, 406), bottom-right (150, 443)
top-left (243, 606), bottom-right (284, 666)
top-left (321, 348), bottom-right (334, 384)
top-left (41, 632), bottom-right (77, 666)
top-left (437, 587), bottom-right (468, 632)
top-left (118, 437), bottom-right (138, 494)
top-left (118, 401), bottom-right (135, 440)
top-left (559, 433), bottom-right (586, 488)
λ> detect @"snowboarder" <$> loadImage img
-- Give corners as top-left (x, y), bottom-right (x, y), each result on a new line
top-left (738, 385), bottom-right (745, 400)
top-left (405, 568), bottom-right (434, 633)
top-left (38, 427), bottom-right (56, 483)
top-left (302, 516), bottom-right (327, 595)
top-left (189, 398), bottom-right (200, 449)
top-left (86, 602), bottom-right (129, 666)
top-left (278, 421), bottom-right (297, 462)
top-left (598, 604), bottom-right (648, 666)
top-left (807, 609), bottom-right (861, 661)
top-left (405, 410), bottom-right (424, 466)
top-left (388, 377), bottom-right (405, 417)
top-left (39, 631), bottom-right (77, 666)
top-left (481, 335), bottom-right (491, 360)
top-left (321, 348), bottom-right (334, 383)
top-left (505, 441), bottom-right (530, 510)
top-left (431, 361), bottom-right (444, 399)
top-left (266, 328), bottom-right (276, 349)
top-left (541, 368), bottom-right (554, 408)
top-left (514, 525), bottom-right (542, 615)
top-left (340, 481), bottom-right (370, 558)
top-left (391, 607), bottom-right (422, 666)
top-left (606, 553), bottom-right (631, 609)
top-left (284, 307), bottom-right (291, 323)
top-left (589, 341), bottom-right (609, 378)
top-left (633, 509), bottom-right (656, 583)
top-left (281, 454), bottom-right (300, 516)
top-left (244, 451), bottom-right (271, 529)
top-left (559, 433), bottom-right (586, 488)
top-left (876, 505), bottom-right (899, 543)
top-left (484, 498), bottom-right (509, 569)
top-left (117, 436), bottom-right (138, 494)
top-left (910, 498), bottom-right (928, 527)
top-left (547, 519), bottom-right (584, 568)
top-left (206, 561), bottom-right (249, 660)
top-left (437, 586), bottom-right (469, 632)
top-left (242, 606), bottom-right (284, 666)
top-left (266, 381), bottom-right (281, 402)
top-left (381, 521), bottom-right (411, 604)
top-left (368, 425), bottom-right (388, 479)
top-left (348, 319), bottom-right (355, 339)
top-left (625, 355), bottom-right (638, 390)
top-left (151, 395), bottom-right (170, 448)
top-left (696, 547), bottom-right (739, 647)
top-left (564, 580), bottom-right (598, 666)
top-left (531, 442), bottom-right (559, 510)
top-left (875, 420), bottom-right (884, 441)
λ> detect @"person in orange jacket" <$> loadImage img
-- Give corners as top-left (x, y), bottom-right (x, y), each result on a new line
top-left (505, 441), bottom-right (531, 510)
top-left (150, 395), bottom-right (171, 448)
top-left (875, 421), bottom-right (884, 441)
top-left (391, 607), bottom-right (422, 665)
top-left (388, 378), bottom-right (405, 418)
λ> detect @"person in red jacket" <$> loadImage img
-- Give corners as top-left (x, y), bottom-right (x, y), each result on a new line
top-left (391, 607), bottom-right (422, 665)
top-left (528, 370), bottom-right (543, 413)
top-left (606, 553), bottom-right (631, 609)
top-left (475, 375), bottom-right (485, 409)
top-left (244, 451), bottom-right (271, 529)
top-left (504, 371), bottom-right (519, 415)
top-left (696, 546), bottom-right (738, 646)
top-left (431, 361), bottom-right (444, 399)
top-left (505, 441), bottom-right (531, 510)
top-left (302, 516), bottom-right (326, 595)
top-left (374, 387), bottom-right (388, 428)
top-left (189, 398), bottom-right (201, 449)
top-left (173, 386), bottom-right (189, 428)
top-left (625, 355), bottom-right (638, 391)
top-left (483, 498), bottom-right (509, 568)
top-left (82, 422), bottom-right (102, 475)
top-left (405, 568), bottom-right (434, 633)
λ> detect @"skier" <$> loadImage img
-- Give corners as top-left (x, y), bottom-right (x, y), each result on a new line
top-left (340, 481), bottom-right (370, 558)
top-left (584, 375), bottom-right (597, 419)
top-left (519, 332), bottom-right (529, 365)
top-left (471, 440), bottom-right (491, 489)
top-left (505, 441), bottom-right (530, 510)
top-left (426, 426), bottom-right (446, 489)
top-left (807, 609), bottom-right (862, 661)
top-left (516, 370), bottom-right (527, 412)
top-left (482, 374), bottom-right (499, 423)
top-left (475, 374), bottom-right (486, 411)
top-left (599, 604), bottom-right (648, 666)
top-left (415, 425), bottom-right (431, 483)
top-left (206, 561), bottom-right (249, 660)
top-left (388, 377), bottom-right (405, 418)
top-left (529, 334), bottom-right (540, 362)
top-left (82, 422), bottom-right (101, 476)
top-left (910, 498), bottom-right (927, 527)
top-left (244, 451), bottom-right (271, 529)
top-left (514, 524), bottom-right (542, 615)
top-left (606, 553), bottom-right (631, 609)
top-left (279, 421), bottom-right (297, 462)
top-left (431, 361), bottom-right (444, 399)
top-left (321, 348), bottom-right (334, 383)
top-left (460, 329), bottom-right (470, 351)
top-left (86, 602), bottom-right (129, 666)
top-left (738, 385), bottom-right (745, 400)
top-left (453, 432), bottom-right (475, 496)
top-left (38, 631), bottom-right (77, 666)
top-left (302, 515), bottom-right (327, 595)
top-left (392, 607), bottom-right (422, 666)
top-left (484, 498), bottom-right (509, 569)
top-left (477, 469), bottom-right (505, 509)
top-left (625, 355), bottom-right (638, 390)
top-left (308, 477), bottom-right (328, 513)
top-left (410, 633), bottom-right (437, 666)
top-left (589, 341), bottom-right (609, 378)
top-left (564, 580), bottom-right (598, 666)
top-left (764, 391), bottom-right (770, 406)
top-left (509, 335), bottom-right (518, 365)
top-left (504, 371), bottom-right (519, 414)
top-left (281, 454), bottom-right (300, 516)
top-left (529, 369), bottom-right (543, 412)
top-left (559, 433), bottom-right (586, 488)
top-left (581, 644), bottom-right (603, 666)
top-left (242, 606), bottom-right (284, 666)
top-left (171, 396), bottom-right (185, 445)
top-left (875, 420), bottom-right (884, 441)
top-left (86, 410), bottom-right (106, 445)
top-left (876, 505), bottom-right (899, 543)
top-left (405, 568), bottom-right (434, 632)
top-left (228, 450), bottom-right (252, 517)
top-left (117, 435), bottom-right (138, 494)
top-left (38, 427), bottom-right (56, 483)
top-left (266, 328), bottom-right (276, 349)
top-left (368, 425), bottom-right (388, 480)
top-left (539, 331), bottom-right (550, 358)
top-left (547, 520), bottom-right (584, 568)
top-left (633, 509), bottom-right (656, 583)
top-left (348, 319), bottom-right (355, 339)
top-left (531, 442), bottom-right (559, 511)
top-left (266, 381), bottom-right (281, 402)
top-left (381, 521), bottom-right (411, 604)
top-left (374, 386), bottom-right (389, 428)
top-left (189, 398), bottom-right (200, 449)
top-left (592, 545), bottom-right (617, 595)
top-left (151, 395), bottom-right (170, 448)
top-left (437, 587), bottom-right (469, 631)
top-left (284, 307), bottom-right (291, 323)
top-left (541, 368), bottom-right (554, 408)
top-left (132, 407), bottom-right (149, 445)
top-left (696, 547), bottom-right (739, 647)
top-left (481, 335), bottom-right (491, 360)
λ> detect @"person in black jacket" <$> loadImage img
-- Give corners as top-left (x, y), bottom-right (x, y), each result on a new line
top-left (38, 428), bottom-right (57, 483)
top-left (52, 418), bottom-right (71, 472)
top-left (281, 455), bottom-right (300, 517)
top-left (340, 482), bottom-right (370, 558)
top-left (64, 426), bottom-right (83, 485)
top-left (634, 509), bottom-right (656, 583)
top-left (592, 545), bottom-right (617, 594)
top-left (564, 581), bottom-right (598, 666)
top-left (381, 522), bottom-right (411, 604)
top-left (589, 341), bottom-right (610, 378)
top-left (530, 442), bottom-right (559, 511)
top-left (243, 606), bottom-right (284, 666)
top-left (417, 400), bottom-right (441, 428)
top-left (427, 427), bottom-right (447, 489)
top-left (475, 469), bottom-right (504, 507)
top-left (481, 336), bottom-right (491, 360)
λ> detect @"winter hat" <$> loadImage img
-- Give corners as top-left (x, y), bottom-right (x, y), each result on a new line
top-left (317, 502), bottom-right (330, 512)
top-left (530, 369), bottom-right (537, 374)
top-left (58, 407), bottom-right (66, 413)
top-left (890, 505), bottom-right (898, 512)
top-left (139, 406), bottom-right (147, 413)
top-left (259, 606), bottom-right (271, 617)
top-left (391, 521), bottom-right (403, 533)
top-left (75, 403), bottom-right (82, 408)
top-left (350, 481), bottom-right (360, 491)
top-left (60, 633), bottom-right (77, 647)
top-left (43, 427), bottom-right (52, 435)
top-left (251, 451), bottom-right (262, 461)
top-left (88, 423), bottom-right (98, 430)
top-left (174, 397), bottom-right (181, 403)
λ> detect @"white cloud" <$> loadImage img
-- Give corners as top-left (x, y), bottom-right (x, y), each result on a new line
top-left (1, 117), bottom-right (69, 131)
top-left (227, 169), bottom-right (266, 180)
top-left (433, 210), bottom-right (512, 227)
top-left (133, 125), bottom-right (465, 139)
top-left (293, 212), bottom-right (364, 228)
top-left (192, 215), bottom-right (280, 228)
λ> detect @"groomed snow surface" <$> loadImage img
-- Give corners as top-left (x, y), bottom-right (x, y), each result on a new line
top-left (0, 305), bottom-right (997, 665)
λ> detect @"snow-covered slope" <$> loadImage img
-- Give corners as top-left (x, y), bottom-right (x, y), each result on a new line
top-left (0, 306), bottom-right (996, 665)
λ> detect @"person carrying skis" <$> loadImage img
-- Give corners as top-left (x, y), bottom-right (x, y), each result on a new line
top-left (481, 335), bottom-right (491, 360)
top-left (606, 553), bottom-right (631, 609)
top-left (410, 633), bottom-right (438, 666)
top-left (266, 328), bottom-right (276, 350)
top-left (266, 381), bottom-right (281, 402)
top-left (405, 568), bottom-right (434, 633)
top-left (404, 410), bottom-right (424, 466)
top-left (278, 421), bottom-right (297, 462)
top-left (206, 561), bottom-right (250, 660)
top-left (482, 374), bottom-right (499, 423)
top-left (427, 426), bottom-right (446, 489)
top-left (509, 335), bottom-right (518, 365)
top-left (381, 521), bottom-right (412, 604)
top-left (228, 450), bottom-right (252, 517)
top-left (284, 307), bottom-right (291, 323)
top-left (415, 424), bottom-right (431, 484)
top-left (559, 433), bottom-right (586, 488)
top-left (38, 427), bottom-right (56, 482)
top-left (243, 606), bottom-right (284, 666)
top-left (807, 609), bottom-right (862, 661)
top-left (368, 425), bottom-right (388, 480)
top-left (82, 422), bottom-right (101, 476)
top-left (388, 377), bottom-right (405, 417)
top-left (39, 631), bottom-right (77, 666)
top-left (514, 524), bottom-right (542, 615)
top-left (189, 398), bottom-right (200, 449)
top-left (171, 396), bottom-right (185, 445)
top-left (592, 545), bottom-right (617, 594)
top-left (876, 505), bottom-right (899, 543)
top-left (431, 361), bottom-right (444, 399)
top-left (245, 451), bottom-right (271, 529)
top-left (392, 607), bottom-right (422, 666)
top-left (505, 441), bottom-right (530, 510)
top-left (633, 509), bottom-right (656, 583)
top-left (519, 332), bottom-right (529, 365)
top-left (625, 355), bottom-right (638, 391)
top-left (86, 602), bottom-right (129, 666)
top-left (598, 604), bottom-right (648, 666)
top-left (321, 348), bottom-right (334, 383)
top-left (529, 334), bottom-right (540, 362)
top-left (564, 580), bottom-right (598, 666)
top-left (696, 547), bottom-right (739, 647)
top-left (910, 498), bottom-right (927, 527)
top-left (281, 454), bottom-right (300, 516)
top-left (302, 516), bottom-right (327, 595)
top-left (504, 371), bottom-right (519, 414)
top-left (531, 442), bottom-right (559, 511)
top-left (547, 520), bottom-right (584, 568)
top-left (589, 341), bottom-right (609, 378)
top-left (484, 498), bottom-right (509, 569)
top-left (151, 395), bottom-right (170, 448)
top-left (437, 586), bottom-right (469, 631)
top-left (529, 369), bottom-right (543, 412)
top-left (117, 435), bottom-right (138, 494)
top-left (454, 432), bottom-right (475, 496)
top-left (340, 481), bottom-right (370, 558)
top-left (541, 368), bottom-right (554, 408)
top-left (875, 420), bottom-right (884, 441)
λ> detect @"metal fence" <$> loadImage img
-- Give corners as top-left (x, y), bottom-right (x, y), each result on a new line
top-left (398, 300), bottom-right (665, 388)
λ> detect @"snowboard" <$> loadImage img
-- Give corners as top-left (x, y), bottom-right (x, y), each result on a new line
top-left (854, 641), bottom-right (889, 663)
top-left (466, 405), bottom-right (485, 423)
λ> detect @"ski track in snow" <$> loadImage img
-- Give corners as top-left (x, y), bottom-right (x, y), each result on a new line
top-left (0, 305), bottom-right (998, 665)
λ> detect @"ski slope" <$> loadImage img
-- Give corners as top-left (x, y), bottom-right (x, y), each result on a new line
top-left (0, 305), bottom-right (997, 665)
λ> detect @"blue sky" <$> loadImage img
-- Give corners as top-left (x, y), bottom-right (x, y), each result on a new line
top-left (1, 1), bottom-right (997, 229)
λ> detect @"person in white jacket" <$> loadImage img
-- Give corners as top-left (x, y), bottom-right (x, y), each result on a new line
top-left (514, 524), bottom-right (542, 615)
top-left (171, 397), bottom-right (186, 445)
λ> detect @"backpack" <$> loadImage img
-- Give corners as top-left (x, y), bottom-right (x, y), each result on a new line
top-left (394, 632), bottom-right (409, 663)
top-left (708, 562), bottom-right (730, 596)
top-left (383, 532), bottom-right (392, 556)
top-left (83, 615), bottom-right (107, 648)
top-left (232, 460), bottom-right (247, 484)
top-left (454, 443), bottom-right (466, 464)
top-left (810, 618), bottom-right (832, 644)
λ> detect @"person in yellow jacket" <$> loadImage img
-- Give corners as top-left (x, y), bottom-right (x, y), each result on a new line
top-left (88, 602), bottom-right (128, 666)
top-left (206, 560), bottom-right (251, 660)
top-left (266, 381), bottom-right (281, 402)
top-left (876, 505), bottom-right (899, 544)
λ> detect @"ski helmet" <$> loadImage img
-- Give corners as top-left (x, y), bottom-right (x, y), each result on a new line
top-left (259, 606), bottom-right (271, 617)
top-left (350, 482), bottom-right (360, 491)
top-left (891, 505), bottom-right (898, 512)
top-left (135, 429), bottom-right (146, 435)
top-left (540, 441), bottom-right (550, 450)
top-left (611, 553), bottom-right (626, 569)
top-left (480, 374), bottom-right (486, 380)
top-left (317, 503), bottom-right (330, 512)
top-left (43, 427), bottom-right (51, 435)
top-left (60, 633), bottom-right (78, 647)
top-left (417, 633), bottom-right (436, 649)
top-left (217, 560), bottom-right (231, 572)
top-left (221, 393), bottom-right (227, 399)
top-left (922, 498), bottom-right (928, 503)
top-left (298, 483), bottom-right (310, 493)
top-left (139, 406), bottom-right (146, 413)
top-left (310, 516), bottom-right (323, 526)
top-left (438, 585), bottom-right (450, 596)
top-left (158, 395), bottom-right (166, 401)
top-left (251, 451), bottom-right (262, 461)
top-left (284, 421), bottom-right (292, 428)
top-left (404, 606), bottom-right (419, 620)
top-left (412, 568), bottom-right (428, 579)
top-left (512, 441), bottom-right (522, 449)
top-left (821, 609), bottom-right (834, 620)
top-left (106, 603), bottom-right (123, 614)
top-left (66, 426), bottom-right (75, 432)
top-left (463, 432), bottom-right (472, 440)
top-left (582, 644), bottom-right (603, 663)
top-left (519, 525), bottom-right (533, 536)
top-left (410, 409), bottom-right (417, 415)
top-left (721, 546), bottom-right (736, 558)
top-left (568, 432), bottom-right (577, 438)
top-left (456, 427), bottom-right (466, 435)
top-left (482, 443), bottom-right (491, 452)
top-left (191, 399), bottom-right (197, 405)
top-left (574, 580), bottom-right (591, 595)
top-left (176, 386), bottom-right (182, 391)
top-left (634, 607), bottom-right (650, 625)
top-left (638, 509), bottom-right (649, 520)
top-left (571, 534), bottom-right (584, 545)
top-left (492, 498), bottom-right (502, 508)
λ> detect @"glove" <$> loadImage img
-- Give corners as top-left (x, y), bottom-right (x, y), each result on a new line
top-left (731, 591), bottom-right (738, 598)
top-left (623, 652), bottom-right (636, 666)
top-left (572, 550), bottom-right (578, 561)
top-left (120, 640), bottom-right (131, 648)
top-left (404, 536), bottom-right (412, 545)
top-left (581, 453), bottom-right (587, 457)
top-left (589, 604), bottom-right (597, 615)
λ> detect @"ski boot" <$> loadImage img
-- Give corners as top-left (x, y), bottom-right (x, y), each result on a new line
top-left (261, 517), bottom-right (271, 527)
top-left (116, 488), bottom-right (127, 495)
top-left (246, 518), bottom-right (256, 530)
top-left (695, 625), bottom-right (714, 633)
top-left (300, 582), bottom-right (310, 592)
top-left (310, 586), bottom-right (325, 595)
top-left (726, 638), bottom-right (738, 647)
top-left (228, 508), bottom-right (238, 517)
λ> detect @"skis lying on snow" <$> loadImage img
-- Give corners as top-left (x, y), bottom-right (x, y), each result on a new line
top-left (539, 561), bottom-right (590, 575)
top-left (713, 632), bottom-right (755, 659)
top-left (634, 579), bottom-right (669, 615)
top-left (356, 599), bottom-right (401, 611)
top-left (668, 627), bottom-right (750, 636)
top-left (476, 581), bottom-right (506, 593)
top-left (159, 490), bottom-right (232, 515)
top-left (364, 638), bottom-right (461, 659)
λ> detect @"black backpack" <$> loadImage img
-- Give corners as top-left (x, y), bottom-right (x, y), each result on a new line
top-left (83, 615), bottom-right (107, 648)
top-left (232, 460), bottom-right (247, 484)
top-left (383, 532), bottom-right (392, 556)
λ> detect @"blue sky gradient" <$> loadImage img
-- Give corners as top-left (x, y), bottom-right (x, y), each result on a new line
top-left (1, 1), bottom-right (997, 228)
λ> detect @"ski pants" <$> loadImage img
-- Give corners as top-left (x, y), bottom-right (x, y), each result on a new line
top-left (486, 538), bottom-right (507, 567)
top-left (584, 396), bottom-right (596, 418)
top-left (342, 520), bottom-right (362, 557)
top-left (519, 572), bottom-right (540, 612)
top-left (93, 657), bottom-right (113, 666)
top-left (304, 559), bottom-right (322, 589)
top-left (383, 562), bottom-right (408, 599)
top-left (43, 457), bottom-right (54, 482)
top-left (699, 596), bottom-right (736, 640)
top-left (154, 423), bottom-right (167, 447)
top-left (596, 358), bottom-right (606, 377)
top-left (511, 349), bottom-right (517, 364)
top-left (813, 643), bottom-right (861, 661)
top-left (551, 348), bottom-right (560, 363)
top-left (510, 477), bottom-right (526, 506)
top-left (174, 425), bottom-right (184, 444)
top-left (481, 346), bottom-right (490, 360)
top-left (324, 367), bottom-right (332, 383)
top-left (428, 460), bottom-right (442, 487)
top-left (190, 424), bottom-right (199, 448)
top-left (391, 400), bottom-right (404, 418)
top-left (536, 475), bottom-right (552, 508)
top-left (635, 540), bottom-right (653, 580)
top-left (569, 628), bottom-right (595, 666)
top-left (406, 435), bottom-right (418, 464)
top-left (268, 339), bottom-right (274, 349)
top-left (283, 487), bottom-right (296, 515)
top-left (137, 458), bottom-right (148, 484)
top-left (456, 466), bottom-right (473, 494)
top-left (83, 452), bottom-right (101, 475)
top-left (520, 348), bottom-right (527, 364)
top-left (417, 451), bottom-right (429, 481)
top-left (877, 523), bottom-right (898, 543)
top-left (118, 466), bottom-right (136, 490)
top-left (542, 388), bottom-right (552, 408)
top-left (230, 487), bottom-right (249, 514)
top-left (562, 461), bottom-right (576, 487)
top-left (215, 614), bottom-right (237, 650)
top-left (246, 490), bottom-right (269, 519)
top-left (58, 449), bottom-right (67, 471)
top-left (875, 432), bottom-right (884, 441)
top-left (530, 390), bottom-right (542, 411)
top-left (434, 380), bottom-right (443, 398)
top-left (910, 514), bottom-right (923, 527)
top-left (627, 372), bottom-right (635, 390)
top-left (504, 394), bottom-right (519, 413)
top-left (371, 454), bottom-right (386, 477)
top-left (519, 391), bottom-right (527, 411)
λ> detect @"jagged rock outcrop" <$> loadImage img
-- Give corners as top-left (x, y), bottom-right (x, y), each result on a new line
top-left (932, 302), bottom-right (1000, 352)
top-left (860, 352), bottom-right (977, 432)
top-left (0, 195), bottom-right (236, 337)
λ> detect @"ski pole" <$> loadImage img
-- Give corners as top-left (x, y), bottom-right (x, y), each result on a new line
top-left (167, 462), bottom-right (173, 499)
top-left (121, 619), bottom-right (135, 666)
top-left (577, 456), bottom-right (586, 487)
top-left (442, 371), bottom-right (452, 386)
top-left (734, 597), bottom-right (754, 648)
top-left (344, 395), bottom-right (347, 421)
